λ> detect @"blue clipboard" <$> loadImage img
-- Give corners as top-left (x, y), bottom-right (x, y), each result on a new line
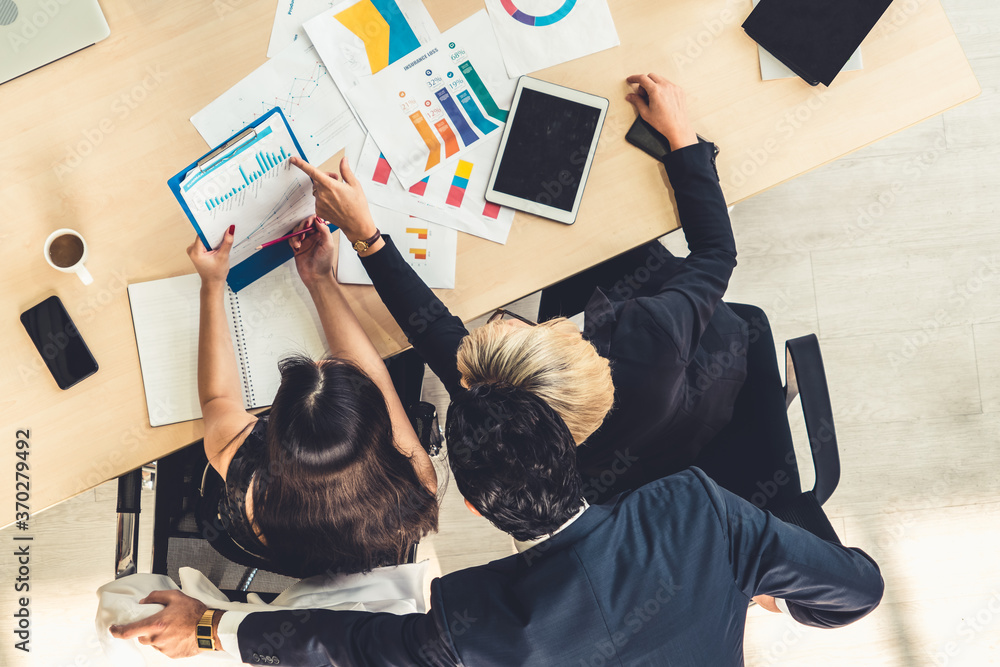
top-left (168, 107), bottom-right (335, 292)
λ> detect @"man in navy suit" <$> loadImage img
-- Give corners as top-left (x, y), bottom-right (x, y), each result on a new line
top-left (112, 385), bottom-right (883, 665)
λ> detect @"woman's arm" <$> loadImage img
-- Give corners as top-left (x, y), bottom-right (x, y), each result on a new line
top-left (623, 75), bottom-right (737, 360)
top-left (290, 216), bottom-right (437, 493)
top-left (187, 228), bottom-right (257, 479)
top-left (291, 156), bottom-right (469, 399)
top-left (360, 237), bottom-right (469, 398)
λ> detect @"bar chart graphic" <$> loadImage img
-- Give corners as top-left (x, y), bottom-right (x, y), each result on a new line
top-left (434, 87), bottom-right (479, 146)
top-left (408, 177), bottom-right (429, 195)
top-left (353, 132), bottom-right (514, 244)
top-left (457, 60), bottom-right (508, 122)
top-left (446, 161), bottom-right (473, 207)
top-left (373, 153), bottom-right (392, 184)
top-left (434, 120), bottom-right (461, 158)
top-left (456, 90), bottom-right (499, 134)
top-left (409, 111), bottom-right (442, 170)
top-left (407, 225), bottom-right (429, 260)
top-left (205, 147), bottom-right (290, 210)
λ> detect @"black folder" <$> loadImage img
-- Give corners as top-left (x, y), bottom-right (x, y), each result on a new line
top-left (743, 0), bottom-right (895, 86)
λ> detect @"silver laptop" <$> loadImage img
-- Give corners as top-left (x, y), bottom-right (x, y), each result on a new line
top-left (1, 0), bottom-right (110, 85)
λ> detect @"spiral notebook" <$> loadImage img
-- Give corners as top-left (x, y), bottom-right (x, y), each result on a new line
top-left (127, 261), bottom-right (328, 427)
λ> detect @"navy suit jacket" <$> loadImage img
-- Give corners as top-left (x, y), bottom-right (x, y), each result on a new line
top-left (236, 469), bottom-right (883, 666)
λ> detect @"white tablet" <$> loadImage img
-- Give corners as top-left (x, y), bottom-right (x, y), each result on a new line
top-left (485, 77), bottom-right (608, 225)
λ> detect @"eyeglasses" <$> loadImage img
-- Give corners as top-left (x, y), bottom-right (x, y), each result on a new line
top-left (487, 309), bottom-right (537, 327)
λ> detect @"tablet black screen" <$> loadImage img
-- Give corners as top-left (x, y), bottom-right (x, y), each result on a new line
top-left (492, 88), bottom-right (601, 212)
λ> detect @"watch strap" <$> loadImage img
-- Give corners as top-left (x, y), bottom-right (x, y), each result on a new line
top-left (353, 229), bottom-right (382, 253)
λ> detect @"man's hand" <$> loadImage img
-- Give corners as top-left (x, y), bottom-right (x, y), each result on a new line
top-left (625, 74), bottom-right (698, 151)
top-left (291, 214), bottom-right (337, 289)
top-left (753, 595), bottom-right (782, 613)
top-left (186, 226), bottom-right (234, 288)
top-left (291, 155), bottom-right (378, 244)
top-left (109, 590), bottom-right (208, 659)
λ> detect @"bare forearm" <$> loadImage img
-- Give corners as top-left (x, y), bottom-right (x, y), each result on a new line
top-left (307, 275), bottom-right (437, 491)
top-left (198, 283), bottom-right (243, 407)
top-left (307, 275), bottom-right (384, 363)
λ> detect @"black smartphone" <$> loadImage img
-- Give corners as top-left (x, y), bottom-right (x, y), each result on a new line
top-left (626, 117), bottom-right (721, 175)
top-left (625, 117), bottom-right (672, 161)
top-left (20, 296), bottom-right (99, 390)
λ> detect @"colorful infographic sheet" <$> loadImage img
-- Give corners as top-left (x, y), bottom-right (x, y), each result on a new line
top-left (191, 41), bottom-right (364, 167)
top-left (483, 0), bottom-right (619, 77)
top-left (356, 133), bottom-right (513, 244)
top-left (340, 11), bottom-right (516, 188)
top-left (304, 0), bottom-right (441, 121)
top-left (267, 0), bottom-right (338, 57)
top-left (179, 114), bottom-right (315, 268)
top-left (336, 205), bottom-right (458, 288)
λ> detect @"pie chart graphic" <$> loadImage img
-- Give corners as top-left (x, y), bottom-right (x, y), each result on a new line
top-left (500, 0), bottom-right (577, 26)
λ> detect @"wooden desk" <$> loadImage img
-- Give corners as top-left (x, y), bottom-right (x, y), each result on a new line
top-left (0, 0), bottom-right (978, 518)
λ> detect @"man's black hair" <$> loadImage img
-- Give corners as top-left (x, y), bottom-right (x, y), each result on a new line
top-left (446, 384), bottom-right (584, 541)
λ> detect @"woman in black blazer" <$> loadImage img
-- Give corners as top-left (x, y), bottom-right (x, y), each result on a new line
top-left (293, 74), bottom-right (747, 503)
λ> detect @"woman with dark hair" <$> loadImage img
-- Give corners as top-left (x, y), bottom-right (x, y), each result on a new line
top-left (187, 218), bottom-right (438, 578)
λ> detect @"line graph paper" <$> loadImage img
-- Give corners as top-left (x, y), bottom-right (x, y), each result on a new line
top-left (191, 41), bottom-right (363, 165)
top-left (258, 59), bottom-right (327, 123)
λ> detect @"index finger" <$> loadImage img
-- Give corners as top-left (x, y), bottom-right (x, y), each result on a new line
top-left (626, 73), bottom-right (655, 91)
top-left (290, 156), bottom-right (326, 183)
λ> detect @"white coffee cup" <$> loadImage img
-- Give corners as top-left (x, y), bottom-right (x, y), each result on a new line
top-left (43, 228), bottom-right (93, 286)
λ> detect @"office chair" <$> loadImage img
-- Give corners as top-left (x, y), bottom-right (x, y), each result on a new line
top-left (114, 349), bottom-right (440, 597)
top-left (692, 303), bottom-right (842, 544)
top-left (537, 254), bottom-right (842, 544)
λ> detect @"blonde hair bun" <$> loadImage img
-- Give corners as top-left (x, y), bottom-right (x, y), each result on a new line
top-left (456, 318), bottom-right (614, 444)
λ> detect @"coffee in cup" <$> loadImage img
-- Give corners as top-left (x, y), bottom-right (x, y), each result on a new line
top-left (48, 234), bottom-right (85, 268)
top-left (43, 228), bottom-right (93, 285)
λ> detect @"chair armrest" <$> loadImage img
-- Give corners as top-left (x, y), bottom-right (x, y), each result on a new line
top-left (115, 468), bottom-right (142, 579)
top-left (785, 335), bottom-right (840, 506)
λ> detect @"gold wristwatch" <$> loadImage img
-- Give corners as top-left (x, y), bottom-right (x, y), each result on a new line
top-left (196, 609), bottom-right (218, 651)
top-left (352, 229), bottom-right (382, 253)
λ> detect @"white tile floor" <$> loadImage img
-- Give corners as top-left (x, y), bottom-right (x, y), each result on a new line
top-left (2, 1), bottom-right (998, 664)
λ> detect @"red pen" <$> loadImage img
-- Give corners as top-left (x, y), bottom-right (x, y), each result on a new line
top-left (255, 223), bottom-right (323, 250)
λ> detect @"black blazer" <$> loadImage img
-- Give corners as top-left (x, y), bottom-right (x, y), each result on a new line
top-left (361, 141), bottom-right (747, 502)
top-left (236, 469), bottom-right (884, 666)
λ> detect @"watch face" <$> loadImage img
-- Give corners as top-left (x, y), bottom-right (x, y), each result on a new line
top-left (197, 638), bottom-right (213, 650)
